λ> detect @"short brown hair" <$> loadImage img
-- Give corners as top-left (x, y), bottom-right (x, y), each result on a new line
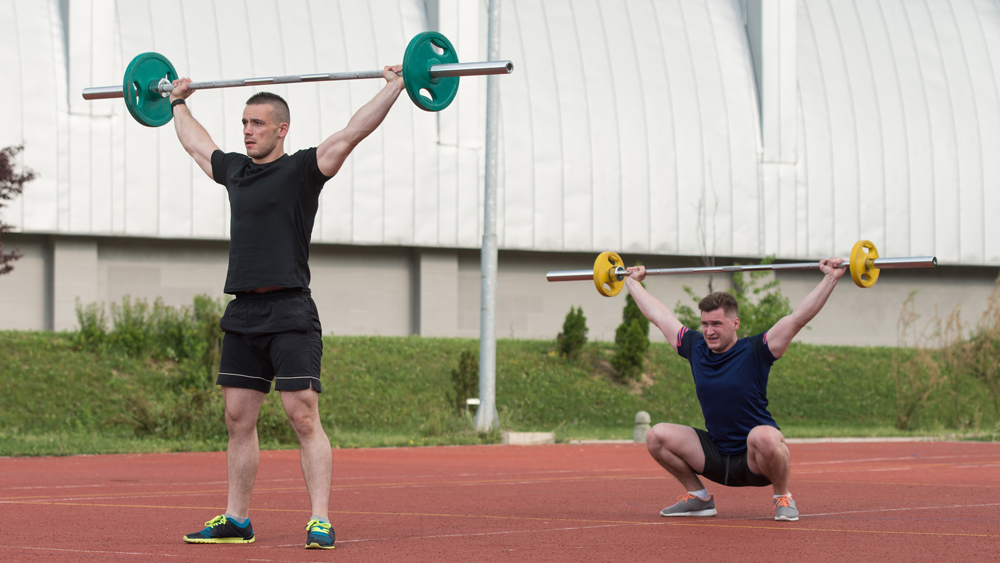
top-left (246, 91), bottom-right (290, 126)
top-left (698, 292), bottom-right (738, 318)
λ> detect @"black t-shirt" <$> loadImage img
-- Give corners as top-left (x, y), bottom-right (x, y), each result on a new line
top-left (211, 148), bottom-right (331, 294)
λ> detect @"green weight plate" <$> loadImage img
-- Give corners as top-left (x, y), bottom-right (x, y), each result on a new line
top-left (122, 52), bottom-right (177, 127)
top-left (402, 32), bottom-right (459, 112)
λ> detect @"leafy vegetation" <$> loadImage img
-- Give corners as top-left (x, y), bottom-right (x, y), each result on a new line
top-left (556, 306), bottom-right (588, 360)
top-left (2, 282), bottom-right (999, 456)
top-left (612, 285), bottom-right (650, 381)
top-left (675, 255), bottom-right (793, 337)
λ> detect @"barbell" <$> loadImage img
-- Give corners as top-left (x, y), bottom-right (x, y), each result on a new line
top-left (546, 240), bottom-right (938, 297)
top-left (81, 31), bottom-right (514, 127)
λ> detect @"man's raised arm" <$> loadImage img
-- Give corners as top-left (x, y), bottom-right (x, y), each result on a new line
top-left (169, 78), bottom-right (219, 179)
top-left (624, 266), bottom-right (687, 352)
top-left (765, 257), bottom-right (847, 359)
top-left (316, 66), bottom-right (405, 178)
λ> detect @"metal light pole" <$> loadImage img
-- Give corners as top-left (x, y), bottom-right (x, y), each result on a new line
top-left (475, 0), bottom-right (501, 431)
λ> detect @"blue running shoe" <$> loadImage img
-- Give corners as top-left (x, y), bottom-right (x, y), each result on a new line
top-left (305, 518), bottom-right (335, 549)
top-left (183, 515), bottom-right (255, 544)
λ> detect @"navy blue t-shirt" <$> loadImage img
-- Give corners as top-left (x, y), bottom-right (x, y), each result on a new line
top-left (677, 327), bottom-right (779, 455)
top-left (212, 148), bottom-right (331, 294)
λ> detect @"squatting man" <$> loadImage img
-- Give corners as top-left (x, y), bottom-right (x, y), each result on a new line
top-left (624, 257), bottom-right (847, 521)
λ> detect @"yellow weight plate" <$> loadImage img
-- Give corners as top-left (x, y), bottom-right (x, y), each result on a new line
top-left (849, 240), bottom-right (880, 288)
top-left (593, 251), bottom-right (625, 297)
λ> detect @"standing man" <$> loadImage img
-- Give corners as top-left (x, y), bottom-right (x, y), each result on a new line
top-left (624, 258), bottom-right (846, 521)
top-left (170, 65), bottom-right (406, 549)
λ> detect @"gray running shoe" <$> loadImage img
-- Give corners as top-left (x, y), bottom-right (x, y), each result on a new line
top-left (774, 496), bottom-right (799, 521)
top-left (659, 493), bottom-right (717, 517)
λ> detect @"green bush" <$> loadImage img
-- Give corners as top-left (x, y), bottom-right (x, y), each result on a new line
top-left (675, 255), bottom-right (792, 337)
top-left (448, 350), bottom-right (478, 414)
top-left (556, 306), bottom-right (588, 360)
top-left (74, 299), bottom-right (108, 350)
top-left (612, 285), bottom-right (650, 381)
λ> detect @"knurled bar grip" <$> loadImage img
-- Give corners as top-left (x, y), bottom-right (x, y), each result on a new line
top-left (545, 256), bottom-right (938, 283)
top-left (81, 60), bottom-right (514, 101)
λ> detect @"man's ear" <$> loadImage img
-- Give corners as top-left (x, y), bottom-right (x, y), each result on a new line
top-left (277, 122), bottom-right (289, 138)
top-left (733, 317), bottom-right (740, 330)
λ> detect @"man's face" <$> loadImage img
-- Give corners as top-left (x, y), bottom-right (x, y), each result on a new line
top-left (242, 103), bottom-right (286, 160)
top-left (700, 307), bottom-right (740, 353)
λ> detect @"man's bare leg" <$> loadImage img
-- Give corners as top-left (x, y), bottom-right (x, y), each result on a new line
top-left (222, 386), bottom-right (267, 518)
top-left (281, 388), bottom-right (332, 519)
top-left (746, 425), bottom-right (790, 495)
top-left (645, 423), bottom-right (707, 490)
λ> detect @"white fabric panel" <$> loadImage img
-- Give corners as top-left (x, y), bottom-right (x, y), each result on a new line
top-left (928, 0), bottom-right (984, 264)
top-left (7, 0), bottom-right (999, 269)
top-left (653, 2), bottom-right (705, 258)
top-left (710, 0), bottom-right (760, 257)
top-left (686, 1), bottom-right (735, 257)
top-left (905, 1), bottom-right (961, 263)
top-left (629, 1), bottom-right (676, 255)
top-left (450, 0), bottom-right (484, 248)
top-left (573, 0), bottom-right (623, 252)
top-left (606, 0), bottom-right (651, 254)
top-left (517, 0), bottom-right (562, 251)
top-left (312, 0), bottom-right (355, 244)
top-left (0, 0), bottom-right (25, 231)
top-left (341, 2), bottom-right (385, 244)
top-left (497, 1), bottom-right (534, 249)
top-left (854, 0), bottom-right (910, 258)
top-left (797, 3), bottom-right (835, 256)
top-left (968, 0), bottom-right (1000, 264)
top-left (150, 0), bottom-right (192, 239)
top-left (829, 0), bottom-right (886, 255)
top-left (182, 0), bottom-right (228, 239)
top-left (546, 1), bottom-right (592, 253)
top-left (17, 0), bottom-right (62, 233)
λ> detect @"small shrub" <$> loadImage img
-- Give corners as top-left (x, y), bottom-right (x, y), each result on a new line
top-left (612, 319), bottom-right (649, 381)
top-left (892, 291), bottom-right (948, 430)
top-left (109, 296), bottom-right (153, 358)
top-left (557, 306), bottom-right (588, 360)
top-left (74, 299), bottom-right (108, 351)
top-left (612, 279), bottom-right (650, 382)
top-left (449, 350), bottom-right (478, 414)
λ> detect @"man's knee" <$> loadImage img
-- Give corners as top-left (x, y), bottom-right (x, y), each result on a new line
top-left (747, 425), bottom-right (785, 458)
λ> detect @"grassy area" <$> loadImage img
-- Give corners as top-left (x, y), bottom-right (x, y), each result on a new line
top-left (0, 330), bottom-right (996, 456)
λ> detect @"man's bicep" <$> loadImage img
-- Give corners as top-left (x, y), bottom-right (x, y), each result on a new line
top-left (764, 315), bottom-right (799, 359)
top-left (315, 131), bottom-right (352, 177)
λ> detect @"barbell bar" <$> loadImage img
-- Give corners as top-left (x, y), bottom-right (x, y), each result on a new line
top-left (81, 61), bottom-right (512, 100)
top-left (81, 31), bottom-right (514, 127)
top-left (546, 240), bottom-right (938, 297)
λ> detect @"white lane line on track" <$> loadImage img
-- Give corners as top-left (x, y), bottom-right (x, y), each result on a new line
top-left (0, 545), bottom-right (331, 563)
top-left (0, 468), bottom-right (639, 492)
top-left (798, 501), bottom-right (1000, 518)
top-left (795, 453), bottom-right (999, 466)
top-left (0, 546), bottom-right (181, 557)
top-left (269, 522), bottom-right (661, 547)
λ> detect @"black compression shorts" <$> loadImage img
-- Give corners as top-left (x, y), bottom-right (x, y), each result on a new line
top-left (694, 428), bottom-right (772, 488)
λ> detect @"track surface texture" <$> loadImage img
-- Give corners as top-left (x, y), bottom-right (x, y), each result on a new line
top-left (1, 441), bottom-right (998, 562)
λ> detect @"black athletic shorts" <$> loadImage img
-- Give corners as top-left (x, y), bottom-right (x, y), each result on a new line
top-left (694, 428), bottom-right (772, 488)
top-left (217, 288), bottom-right (323, 393)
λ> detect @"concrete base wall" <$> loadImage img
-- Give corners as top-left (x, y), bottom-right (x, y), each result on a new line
top-left (0, 233), bottom-right (997, 347)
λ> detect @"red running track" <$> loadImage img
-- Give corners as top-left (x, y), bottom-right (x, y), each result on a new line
top-left (0, 441), bottom-right (998, 562)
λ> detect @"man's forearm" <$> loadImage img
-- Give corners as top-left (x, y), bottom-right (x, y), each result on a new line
top-left (625, 278), bottom-right (681, 337)
top-left (790, 274), bottom-right (839, 327)
top-left (343, 81), bottom-right (405, 146)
